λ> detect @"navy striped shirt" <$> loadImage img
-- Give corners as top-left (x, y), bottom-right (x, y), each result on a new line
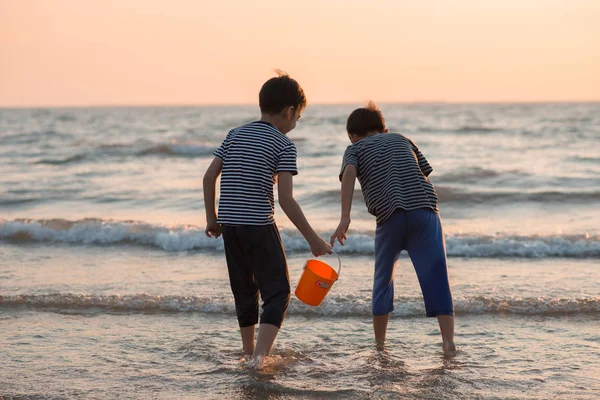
top-left (339, 133), bottom-right (439, 225)
top-left (214, 121), bottom-right (297, 225)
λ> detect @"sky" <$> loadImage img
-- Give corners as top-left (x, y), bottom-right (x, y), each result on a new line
top-left (1, 0), bottom-right (599, 107)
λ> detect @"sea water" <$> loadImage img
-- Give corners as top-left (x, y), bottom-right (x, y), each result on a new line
top-left (1, 104), bottom-right (599, 399)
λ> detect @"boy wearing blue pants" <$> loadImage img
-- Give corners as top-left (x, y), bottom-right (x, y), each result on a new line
top-left (330, 102), bottom-right (456, 354)
top-left (203, 72), bottom-right (331, 359)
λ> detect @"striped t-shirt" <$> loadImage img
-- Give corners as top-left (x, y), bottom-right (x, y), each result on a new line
top-left (214, 121), bottom-right (298, 225)
top-left (339, 133), bottom-right (439, 225)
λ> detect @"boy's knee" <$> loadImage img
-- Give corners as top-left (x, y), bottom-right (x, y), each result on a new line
top-left (236, 303), bottom-right (259, 327)
top-left (372, 287), bottom-right (394, 316)
top-left (373, 275), bottom-right (394, 301)
top-left (260, 287), bottom-right (290, 326)
top-left (372, 301), bottom-right (394, 316)
top-left (270, 287), bottom-right (291, 308)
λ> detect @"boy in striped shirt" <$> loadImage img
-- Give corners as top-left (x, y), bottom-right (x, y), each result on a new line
top-left (331, 102), bottom-right (456, 355)
top-left (203, 72), bottom-right (331, 359)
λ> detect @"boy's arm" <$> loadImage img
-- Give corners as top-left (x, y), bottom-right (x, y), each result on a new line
top-left (410, 140), bottom-right (433, 177)
top-left (340, 165), bottom-right (357, 221)
top-left (203, 157), bottom-right (223, 238)
top-left (330, 165), bottom-right (357, 246)
top-left (278, 171), bottom-right (331, 256)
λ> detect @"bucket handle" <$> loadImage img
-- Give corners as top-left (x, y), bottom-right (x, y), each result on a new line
top-left (304, 251), bottom-right (342, 281)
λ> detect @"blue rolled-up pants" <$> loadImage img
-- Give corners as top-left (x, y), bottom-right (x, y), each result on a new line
top-left (373, 208), bottom-right (454, 317)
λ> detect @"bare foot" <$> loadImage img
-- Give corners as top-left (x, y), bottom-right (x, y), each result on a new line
top-left (246, 355), bottom-right (265, 370)
top-left (443, 341), bottom-right (457, 356)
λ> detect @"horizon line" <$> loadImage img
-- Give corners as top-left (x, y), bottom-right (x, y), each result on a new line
top-left (1, 99), bottom-right (599, 110)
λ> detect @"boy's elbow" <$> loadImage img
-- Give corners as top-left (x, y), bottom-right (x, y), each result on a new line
top-left (278, 194), bottom-right (294, 209)
top-left (203, 171), bottom-right (217, 185)
top-left (203, 158), bottom-right (223, 184)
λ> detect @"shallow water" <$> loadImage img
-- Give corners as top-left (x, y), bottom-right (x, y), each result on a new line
top-left (2, 310), bottom-right (599, 399)
top-left (1, 243), bottom-right (599, 398)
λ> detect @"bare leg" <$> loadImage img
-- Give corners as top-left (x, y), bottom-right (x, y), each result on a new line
top-left (373, 313), bottom-right (390, 350)
top-left (252, 323), bottom-right (279, 357)
top-left (437, 315), bottom-right (456, 355)
top-left (240, 325), bottom-right (255, 356)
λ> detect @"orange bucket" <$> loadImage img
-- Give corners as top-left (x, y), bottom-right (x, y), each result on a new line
top-left (295, 252), bottom-right (341, 306)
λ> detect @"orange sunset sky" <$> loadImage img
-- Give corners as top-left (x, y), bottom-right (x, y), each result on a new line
top-left (1, 0), bottom-right (599, 107)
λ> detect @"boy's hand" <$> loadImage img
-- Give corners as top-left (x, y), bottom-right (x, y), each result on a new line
top-left (309, 236), bottom-right (333, 257)
top-left (330, 217), bottom-right (351, 246)
top-left (205, 218), bottom-right (222, 238)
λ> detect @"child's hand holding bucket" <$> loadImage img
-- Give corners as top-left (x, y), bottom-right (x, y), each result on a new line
top-left (309, 236), bottom-right (332, 257)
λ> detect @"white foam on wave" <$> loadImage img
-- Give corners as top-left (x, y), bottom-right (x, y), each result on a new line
top-left (445, 233), bottom-right (600, 258)
top-left (0, 218), bottom-right (224, 252)
top-left (1, 293), bottom-right (598, 316)
top-left (1, 218), bottom-right (599, 258)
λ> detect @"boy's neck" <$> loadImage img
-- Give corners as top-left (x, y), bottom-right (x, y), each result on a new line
top-left (260, 114), bottom-right (287, 134)
top-left (350, 130), bottom-right (382, 144)
top-left (357, 131), bottom-right (381, 141)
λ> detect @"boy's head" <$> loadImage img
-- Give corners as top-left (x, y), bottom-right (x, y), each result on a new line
top-left (346, 101), bottom-right (387, 143)
top-left (259, 70), bottom-right (306, 134)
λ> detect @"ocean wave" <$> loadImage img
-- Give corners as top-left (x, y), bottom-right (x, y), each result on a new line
top-left (435, 167), bottom-right (503, 183)
top-left (2, 130), bottom-right (75, 145)
top-left (34, 154), bottom-right (88, 165)
top-left (469, 189), bottom-right (600, 203)
top-left (136, 144), bottom-right (216, 157)
top-left (574, 155), bottom-right (600, 163)
top-left (453, 126), bottom-right (500, 133)
top-left (1, 218), bottom-right (599, 258)
top-left (312, 186), bottom-right (600, 205)
top-left (29, 142), bottom-right (217, 165)
top-left (438, 187), bottom-right (600, 203)
top-left (1, 293), bottom-right (597, 317)
top-left (417, 125), bottom-right (500, 134)
top-left (0, 198), bottom-right (40, 207)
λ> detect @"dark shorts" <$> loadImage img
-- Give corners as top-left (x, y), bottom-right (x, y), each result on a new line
top-left (373, 208), bottom-right (454, 317)
top-left (222, 224), bottom-right (290, 328)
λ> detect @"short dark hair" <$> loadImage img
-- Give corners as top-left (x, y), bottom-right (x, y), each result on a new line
top-left (259, 70), bottom-right (307, 114)
top-left (346, 101), bottom-right (385, 136)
